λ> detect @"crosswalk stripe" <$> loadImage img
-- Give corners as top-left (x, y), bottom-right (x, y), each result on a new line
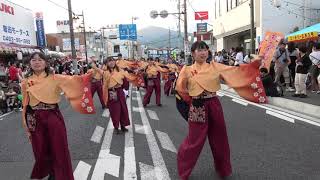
top-left (101, 109), bottom-right (110, 118)
top-left (90, 126), bottom-right (104, 144)
top-left (73, 161), bottom-right (91, 180)
top-left (147, 110), bottom-right (159, 120)
top-left (135, 91), bottom-right (171, 180)
top-left (155, 130), bottom-right (177, 153)
top-left (91, 118), bottom-right (121, 179)
top-left (124, 87), bottom-right (137, 180)
top-left (266, 110), bottom-right (295, 123)
top-left (139, 162), bottom-right (156, 180)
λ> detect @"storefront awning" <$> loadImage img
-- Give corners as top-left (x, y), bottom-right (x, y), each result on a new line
top-left (286, 23), bottom-right (320, 42)
top-left (0, 42), bottom-right (41, 55)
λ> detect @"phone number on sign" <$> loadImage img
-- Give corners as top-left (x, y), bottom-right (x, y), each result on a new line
top-left (2, 35), bottom-right (31, 45)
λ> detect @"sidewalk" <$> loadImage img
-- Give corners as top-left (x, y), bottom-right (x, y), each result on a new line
top-left (220, 84), bottom-right (320, 119)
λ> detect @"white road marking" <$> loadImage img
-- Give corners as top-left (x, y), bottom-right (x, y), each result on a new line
top-left (141, 91), bottom-right (146, 96)
top-left (232, 98), bottom-right (248, 106)
top-left (266, 110), bottom-right (295, 123)
top-left (135, 91), bottom-right (171, 180)
top-left (124, 87), bottom-right (137, 180)
top-left (139, 162), bottom-right (156, 180)
top-left (73, 161), bottom-right (91, 180)
top-left (90, 126), bottom-right (105, 144)
top-left (147, 110), bottom-right (159, 120)
top-left (135, 124), bottom-right (150, 135)
top-left (102, 109), bottom-right (109, 118)
top-left (131, 96), bottom-right (139, 101)
top-left (219, 91), bottom-right (320, 127)
top-left (155, 130), bottom-right (177, 153)
top-left (0, 111), bottom-right (14, 118)
top-left (216, 92), bottom-right (224, 97)
top-left (0, 118), bottom-right (3, 121)
top-left (133, 106), bottom-right (143, 112)
top-left (91, 117), bottom-right (121, 179)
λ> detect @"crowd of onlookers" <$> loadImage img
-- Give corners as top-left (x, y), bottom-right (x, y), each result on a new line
top-left (212, 42), bottom-right (320, 98)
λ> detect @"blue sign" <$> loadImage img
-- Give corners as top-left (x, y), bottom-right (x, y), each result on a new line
top-left (119, 24), bottom-right (137, 40)
top-left (197, 23), bottom-right (207, 34)
top-left (36, 19), bottom-right (46, 47)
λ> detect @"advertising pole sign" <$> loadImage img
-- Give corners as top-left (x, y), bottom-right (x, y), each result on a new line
top-left (0, 0), bottom-right (37, 46)
top-left (35, 12), bottom-right (46, 47)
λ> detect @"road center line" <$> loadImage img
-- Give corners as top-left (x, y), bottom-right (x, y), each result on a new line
top-left (124, 87), bottom-right (137, 180)
top-left (136, 91), bottom-right (171, 180)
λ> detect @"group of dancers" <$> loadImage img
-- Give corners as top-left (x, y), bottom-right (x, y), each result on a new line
top-left (22, 41), bottom-right (268, 180)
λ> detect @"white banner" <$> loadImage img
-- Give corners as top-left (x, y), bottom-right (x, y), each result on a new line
top-left (0, 0), bottom-right (37, 46)
top-left (56, 20), bottom-right (70, 33)
top-left (63, 38), bottom-right (80, 51)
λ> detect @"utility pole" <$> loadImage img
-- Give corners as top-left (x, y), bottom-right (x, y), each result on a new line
top-left (183, 0), bottom-right (188, 62)
top-left (169, 27), bottom-right (171, 59)
top-left (250, 0), bottom-right (255, 54)
top-left (81, 11), bottom-right (88, 64)
top-left (178, 0), bottom-right (181, 38)
top-left (67, 0), bottom-right (78, 74)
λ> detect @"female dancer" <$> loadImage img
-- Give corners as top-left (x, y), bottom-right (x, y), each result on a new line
top-left (175, 41), bottom-right (267, 180)
top-left (164, 59), bottom-right (179, 96)
top-left (21, 52), bottom-right (95, 180)
top-left (141, 58), bottom-right (168, 107)
top-left (92, 57), bottom-right (136, 134)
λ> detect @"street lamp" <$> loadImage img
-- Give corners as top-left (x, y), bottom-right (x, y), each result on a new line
top-left (150, 9), bottom-right (187, 62)
top-left (131, 16), bottom-right (139, 59)
top-left (73, 10), bottom-right (88, 64)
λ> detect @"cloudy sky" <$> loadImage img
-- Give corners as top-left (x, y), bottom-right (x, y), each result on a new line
top-left (9, 0), bottom-right (213, 33)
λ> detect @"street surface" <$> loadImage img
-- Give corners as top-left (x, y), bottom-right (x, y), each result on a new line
top-left (1, 86), bottom-right (320, 180)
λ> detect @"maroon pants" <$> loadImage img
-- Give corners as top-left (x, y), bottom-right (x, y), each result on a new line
top-left (143, 78), bottom-right (161, 106)
top-left (30, 108), bottom-right (74, 180)
top-left (164, 74), bottom-right (176, 96)
top-left (91, 80), bottom-right (105, 108)
top-left (108, 88), bottom-right (130, 129)
top-left (177, 97), bottom-right (232, 179)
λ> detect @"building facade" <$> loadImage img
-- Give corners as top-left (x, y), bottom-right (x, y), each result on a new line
top-left (212, 0), bottom-right (320, 53)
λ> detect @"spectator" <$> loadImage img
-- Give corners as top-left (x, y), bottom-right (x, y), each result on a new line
top-left (234, 47), bottom-right (244, 65)
top-left (8, 63), bottom-right (19, 82)
top-left (287, 42), bottom-right (299, 90)
top-left (215, 51), bottom-right (224, 63)
top-left (260, 67), bottom-right (281, 97)
top-left (309, 42), bottom-right (320, 94)
top-left (5, 87), bottom-right (17, 111)
top-left (0, 86), bottom-right (6, 113)
top-left (292, 46), bottom-right (312, 98)
top-left (273, 42), bottom-right (294, 92)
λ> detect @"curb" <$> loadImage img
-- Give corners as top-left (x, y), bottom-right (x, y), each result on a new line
top-left (220, 84), bottom-right (320, 119)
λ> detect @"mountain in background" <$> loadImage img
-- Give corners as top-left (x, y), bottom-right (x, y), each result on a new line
top-left (137, 26), bottom-right (185, 49)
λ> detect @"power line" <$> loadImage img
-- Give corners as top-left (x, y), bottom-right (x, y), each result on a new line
top-left (46, 0), bottom-right (69, 11)
top-left (282, 0), bottom-right (320, 11)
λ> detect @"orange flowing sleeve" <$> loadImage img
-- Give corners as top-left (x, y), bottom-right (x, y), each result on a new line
top-left (54, 74), bottom-right (96, 114)
top-left (212, 61), bottom-right (267, 103)
top-left (175, 66), bottom-right (192, 104)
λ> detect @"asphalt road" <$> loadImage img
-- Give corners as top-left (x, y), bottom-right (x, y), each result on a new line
top-left (0, 86), bottom-right (320, 180)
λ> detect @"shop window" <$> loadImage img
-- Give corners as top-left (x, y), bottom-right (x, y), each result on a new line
top-left (114, 45), bottom-right (120, 53)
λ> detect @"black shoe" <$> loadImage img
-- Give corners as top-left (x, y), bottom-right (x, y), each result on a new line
top-left (115, 128), bottom-right (121, 134)
top-left (121, 126), bottom-right (128, 132)
top-left (292, 94), bottom-right (300, 97)
top-left (143, 104), bottom-right (147, 107)
top-left (157, 104), bottom-right (162, 107)
top-left (300, 94), bottom-right (308, 98)
top-left (48, 175), bottom-right (55, 180)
